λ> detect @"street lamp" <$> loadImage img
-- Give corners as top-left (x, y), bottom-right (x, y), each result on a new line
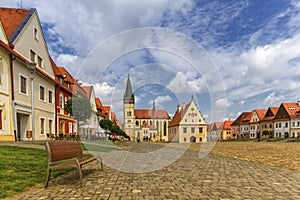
top-left (27, 61), bottom-right (36, 143)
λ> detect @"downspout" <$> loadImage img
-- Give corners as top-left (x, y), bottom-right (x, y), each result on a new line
top-left (10, 54), bottom-right (17, 141)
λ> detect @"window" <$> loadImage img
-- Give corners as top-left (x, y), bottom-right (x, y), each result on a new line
top-left (127, 120), bottom-right (131, 123)
top-left (34, 28), bottom-right (38, 40)
top-left (48, 90), bottom-right (53, 103)
top-left (191, 127), bottom-right (195, 133)
top-left (39, 85), bottom-right (45, 101)
top-left (136, 121), bottom-right (139, 126)
top-left (59, 93), bottom-right (64, 109)
top-left (69, 122), bottom-right (73, 134)
top-left (279, 123), bottom-right (282, 128)
top-left (184, 138), bottom-right (186, 142)
top-left (275, 123), bottom-right (278, 128)
top-left (38, 56), bottom-right (43, 68)
top-left (292, 122), bottom-right (295, 127)
top-left (285, 122), bottom-right (288, 128)
top-left (199, 127), bottom-right (203, 133)
top-left (20, 75), bottom-right (27, 94)
top-left (0, 110), bottom-right (2, 129)
top-left (127, 111), bottom-right (132, 117)
top-left (49, 119), bottom-right (52, 134)
top-left (200, 137), bottom-right (202, 142)
top-left (30, 49), bottom-right (36, 62)
top-left (269, 124), bottom-right (272, 128)
top-left (183, 127), bottom-right (187, 133)
top-left (40, 118), bottom-right (45, 134)
top-left (297, 121), bottom-right (300, 127)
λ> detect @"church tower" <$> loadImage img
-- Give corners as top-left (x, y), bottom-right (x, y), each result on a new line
top-left (123, 75), bottom-right (135, 140)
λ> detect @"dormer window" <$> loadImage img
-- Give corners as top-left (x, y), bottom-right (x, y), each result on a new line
top-left (59, 77), bottom-right (63, 83)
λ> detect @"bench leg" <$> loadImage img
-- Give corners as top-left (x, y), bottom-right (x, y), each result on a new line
top-left (75, 159), bottom-right (83, 187)
top-left (45, 168), bottom-right (51, 188)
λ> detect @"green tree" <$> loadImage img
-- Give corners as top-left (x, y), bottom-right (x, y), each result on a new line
top-left (99, 119), bottom-right (112, 134)
top-left (66, 97), bottom-right (91, 122)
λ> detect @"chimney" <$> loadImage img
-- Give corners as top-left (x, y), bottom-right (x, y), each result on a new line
top-left (177, 104), bottom-right (182, 112)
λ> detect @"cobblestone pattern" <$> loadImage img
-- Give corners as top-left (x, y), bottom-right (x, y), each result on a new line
top-left (10, 143), bottom-right (300, 200)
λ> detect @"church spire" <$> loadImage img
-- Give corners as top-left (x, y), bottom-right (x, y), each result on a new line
top-left (123, 74), bottom-right (134, 104)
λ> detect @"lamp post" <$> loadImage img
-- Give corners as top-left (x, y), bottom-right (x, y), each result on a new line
top-left (27, 61), bottom-right (36, 143)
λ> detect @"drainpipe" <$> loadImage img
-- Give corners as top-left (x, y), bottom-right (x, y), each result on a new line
top-left (10, 54), bottom-right (17, 141)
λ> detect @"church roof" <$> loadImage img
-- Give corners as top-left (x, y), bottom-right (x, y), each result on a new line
top-left (134, 109), bottom-right (170, 119)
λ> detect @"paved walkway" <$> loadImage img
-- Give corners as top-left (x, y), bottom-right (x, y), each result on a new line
top-left (9, 143), bottom-right (300, 199)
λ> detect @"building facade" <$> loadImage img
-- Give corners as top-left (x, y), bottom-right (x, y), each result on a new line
top-left (260, 107), bottom-right (278, 138)
top-left (0, 32), bottom-right (14, 140)
top-left (168, 99), bottom-right (207, 143)
top-left (249, 110), bottom-right (267, 139)
top-left (123, 75), bottom-right (171, 141)
top-left (0, 8), bottom-right (56, 141)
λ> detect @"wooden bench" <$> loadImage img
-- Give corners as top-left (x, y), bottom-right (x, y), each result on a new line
top-left (45, 141), bottom-right (102, 188)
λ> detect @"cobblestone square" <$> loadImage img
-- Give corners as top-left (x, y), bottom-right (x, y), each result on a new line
top-left (10, 142), bottom-right (300, 200)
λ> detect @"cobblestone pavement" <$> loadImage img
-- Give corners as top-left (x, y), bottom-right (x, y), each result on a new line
top-left (9, 142), bottom-right (300, 200)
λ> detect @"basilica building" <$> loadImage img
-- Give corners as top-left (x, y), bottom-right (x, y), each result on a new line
top-left (123, 75), bottom-right (171, 141)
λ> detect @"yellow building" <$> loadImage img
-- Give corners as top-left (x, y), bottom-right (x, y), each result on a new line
top-left (260, 107), bottom-right (278, 138)
top-left (123, 75), bottom-right (171, 141)
top-left (0, 23), bottom-right (14, 141)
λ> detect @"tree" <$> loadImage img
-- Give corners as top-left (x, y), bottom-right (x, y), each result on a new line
top-left (66, 97), bottom-right (91, 122)
top-left (99, 119), bottom-right (112, 134)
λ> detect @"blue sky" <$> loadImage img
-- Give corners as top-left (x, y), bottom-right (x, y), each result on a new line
top-left (2, 0), bottom-right (300, 123)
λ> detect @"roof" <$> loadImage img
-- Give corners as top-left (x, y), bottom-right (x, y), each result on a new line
top-left (0, 8), bottom-right (33, 42)
top-left (169, 102), bottom-right (192, 127)
top-left (135, 109), bottom-right (170, 119)
top-left (223, 120), bottom-right (233, 130)
top-left (280, 102), bottom-right (300, 119)
top-left (123, 75), bottom-right (134, 103)
top-left (50, 58), bottom-right (75, 93)
top-left (255, 110), bottom-right (267, 119)
top-left (231, 112), bottom-right (252, 126)
top-left (95, 98), bottom-right (103, 108)
top-left (212, 122), bottom-right (224, 131)
top-left (206, 124), bottom-right (213, 132)
top-left (270, 107), bottom-right (279, 115)
top-left (81, 86), bottom-right (92, 98)
top-left (261, 107), bottom-right (279, 122)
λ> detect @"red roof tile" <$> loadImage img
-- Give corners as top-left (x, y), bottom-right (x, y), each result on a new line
top-left (134, 109), bottom-right (170, 119)
top-left (223, 120), bottom-right (233, 130)
top-left (282, 103), bottom-right (300, 118)
top-left (0, 8), bottom-right (30, 39)
top-left (232, 112), bottom-right (252, 126)
top-left (255, 109), bottom-right (267, 119)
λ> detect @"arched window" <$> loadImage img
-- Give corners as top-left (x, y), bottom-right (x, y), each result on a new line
top-left (136, 121), bottom-right (139, 126)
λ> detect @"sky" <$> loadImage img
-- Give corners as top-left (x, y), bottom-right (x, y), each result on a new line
top-left (1, 0), bottom-right (300, 123)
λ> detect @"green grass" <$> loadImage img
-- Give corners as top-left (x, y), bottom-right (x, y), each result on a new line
top-left (0, 146), bottom-right (73, 199)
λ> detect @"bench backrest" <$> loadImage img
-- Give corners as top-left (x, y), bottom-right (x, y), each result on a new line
top-left (45, 141), bottom-right (83, 163)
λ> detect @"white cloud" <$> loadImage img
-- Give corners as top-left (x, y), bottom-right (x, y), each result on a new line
top-left (93, 82), bottom-right (115, 104)
top-left (215, 98), bottom-right (232, 108)
top-left (263, 92), bottom-right (284, 107)
top-left (152, 95), bottom-right (172, 105)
